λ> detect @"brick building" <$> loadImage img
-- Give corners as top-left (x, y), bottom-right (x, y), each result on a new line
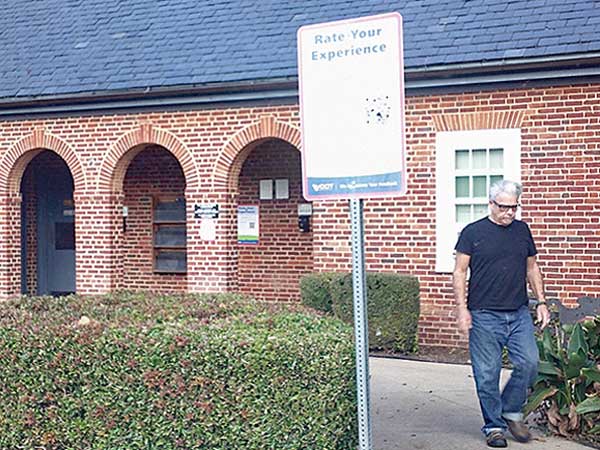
top-left (1, 1), bottom-right (599, 347)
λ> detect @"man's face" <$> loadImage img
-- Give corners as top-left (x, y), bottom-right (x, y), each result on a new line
top-left (489, 192), bottom-right (519, 226)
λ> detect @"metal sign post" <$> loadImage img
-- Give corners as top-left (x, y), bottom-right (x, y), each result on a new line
top-left (350, 198), bottom-right (372, 449)
top-left (297, 13), bottom-right (406, 450)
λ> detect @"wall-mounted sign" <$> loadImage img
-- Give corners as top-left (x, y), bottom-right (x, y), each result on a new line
top-left (238, 205), bottom-right (259, 244)
top-left (297, 13), bottom-right (406, 200)
top-left (200, 218), bottom-right (217, 241)
top-left (194, 203), bottom-right (219, 219)
top-left (259, 180), bottom-right (273, 200)
top-left (275, 179), bottom-right (289, 199)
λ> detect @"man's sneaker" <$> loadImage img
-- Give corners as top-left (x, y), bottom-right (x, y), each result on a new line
top-left (505, 418), bottom-right (532, 443)
top-left (486, 430), bottom-right (508, 448)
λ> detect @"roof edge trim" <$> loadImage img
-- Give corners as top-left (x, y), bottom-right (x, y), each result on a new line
top-left (1, 56), bottom-right (600, 117)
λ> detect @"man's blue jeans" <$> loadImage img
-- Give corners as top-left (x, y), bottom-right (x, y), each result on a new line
top-left (469, 305), bottom-right (539, 435)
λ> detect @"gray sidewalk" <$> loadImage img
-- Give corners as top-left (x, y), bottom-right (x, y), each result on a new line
top-left (370, 357), bottom-right (592, 450)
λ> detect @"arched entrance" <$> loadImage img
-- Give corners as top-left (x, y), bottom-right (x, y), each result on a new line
top-left (20, 151), bottom-right (75, 295)
top-left (119, 144), bottom-right (188, 291)
top-left (235, 138), bottom-right (313, 301)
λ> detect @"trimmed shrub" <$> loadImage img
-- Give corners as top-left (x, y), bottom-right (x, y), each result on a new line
top-left (0, 292), bottom-right (357, 449)
top-left (299, 272), bottom-right (345, 314)
top-left (300, 272), bottom-right (420, 353)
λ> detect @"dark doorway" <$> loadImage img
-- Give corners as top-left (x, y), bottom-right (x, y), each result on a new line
top-left (21, 151), bottom-right (75, 296)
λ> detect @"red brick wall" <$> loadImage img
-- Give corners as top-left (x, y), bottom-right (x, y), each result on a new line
top-left (237, 139), bottom-right (313, 301)
top-left (0, 83), bottom-right (598, 347)
top-left (122, 145), bottom-right (187, 292)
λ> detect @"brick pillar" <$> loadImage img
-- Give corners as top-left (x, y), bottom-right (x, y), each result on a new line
top-left (0, 193), bottom-right (23, 298)
top-left (74, 191), bottom-right (120, 294)
top-left (186, 188), bottom-right (234, 294)
top-left (111, 192), bottom-right (125, 290)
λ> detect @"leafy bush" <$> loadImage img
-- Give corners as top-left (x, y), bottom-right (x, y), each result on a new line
top-left (525, 314), bottom-right (600, 446)
top-left (300, 272), bottom-right (420, 353)
top-left (0, 292), bottom-right (357, 449)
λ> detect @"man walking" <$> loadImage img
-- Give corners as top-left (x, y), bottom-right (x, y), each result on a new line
top-left (453, 180), bottom-right (551, 448)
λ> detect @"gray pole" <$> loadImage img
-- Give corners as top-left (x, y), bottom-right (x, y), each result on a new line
top-left (349, 198), bottom-right (372, 449)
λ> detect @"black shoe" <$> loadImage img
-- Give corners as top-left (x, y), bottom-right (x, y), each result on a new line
top-left (505, 418), bottom-right (532, 443)
top-left (486, 430), bottom-right (508, 448)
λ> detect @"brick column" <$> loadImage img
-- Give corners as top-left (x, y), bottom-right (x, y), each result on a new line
top-left (74, 190), bottom-right (120, 294)
top-left (186, 188), bottom-right (235, 294)
top-left (0, 193), bottom-right (23, 299)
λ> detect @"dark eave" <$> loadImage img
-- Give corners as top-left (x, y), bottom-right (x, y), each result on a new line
top-left (1, 54), bottom-right (600, 119)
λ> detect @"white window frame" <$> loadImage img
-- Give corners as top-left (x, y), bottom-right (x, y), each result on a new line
top-left (435, 128), bottom-right (521, 273)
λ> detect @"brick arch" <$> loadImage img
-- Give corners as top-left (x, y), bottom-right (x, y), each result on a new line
top-left (0, 127), bottom-right (86, 195)
top-left (98, 122), bottom-right (199, 193)
top-left (211, 116), bottom-right (302, 192)
top-left (431, 110), bottom-right (525, 132)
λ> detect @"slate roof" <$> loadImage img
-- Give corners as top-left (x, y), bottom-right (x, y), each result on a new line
top-left (1, 0), bottom-right (599, 101)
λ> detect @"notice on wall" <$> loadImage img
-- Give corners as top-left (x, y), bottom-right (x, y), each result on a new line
top-left (259, 180), bottom-right (273, 200)
top-left (237, 205), bottom-right (259, 244)
top-left (194, 203), bottom-right (219, 219)
top-left (297, 13), bottom-right (406, 200)
top-left (275, 179), bottom-right (289, 199)
top-left (200, 218), bottom-right (217, 241)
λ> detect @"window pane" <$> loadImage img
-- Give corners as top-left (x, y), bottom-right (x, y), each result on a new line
top-left (55, 222), bottom-right (75, 250)
top-left (473, 204), bottom-right (489, 218)
top-left (472, 149), bottom-right (487, 169)
top-left (154, 198), bottom-right (186, 222)
top-left (490, 175), bottom-right (504, 186)
top-left (455, 150), bottom-right (469, 170)
top-left (456, 205), bottom-right (471, 223)
top-left (455, 176), bottom-right (470, 197)
top-left (155, 225), bottom-right (186, 247)
top-left (489, 149), bottom-right (504, 169)
top-left (155, 251), bottom-right (187, 272)
top-left (473, 176), bottom-right (487, 197)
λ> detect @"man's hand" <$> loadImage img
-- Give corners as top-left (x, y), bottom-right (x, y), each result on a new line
top-left (536, 303), bottom-right (551, 330)
top-left (453, 252), bottom-right (471, 337)
top-left (456, 305), bottom-right (472, 336)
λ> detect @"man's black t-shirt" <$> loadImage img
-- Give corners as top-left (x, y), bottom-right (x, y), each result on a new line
top-left (454, 217), bottom-right (537, 311)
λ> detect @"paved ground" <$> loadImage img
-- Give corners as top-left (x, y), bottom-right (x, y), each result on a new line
top-left (370, 357), bottom-right (593, 450)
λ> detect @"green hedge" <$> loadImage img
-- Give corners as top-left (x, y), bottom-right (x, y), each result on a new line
top-left (299, 272), bottom-right (337, 313)
top-left (0, 292), bottom-right (357, 449)
top-left (300, 272), bottom-right (420, 353)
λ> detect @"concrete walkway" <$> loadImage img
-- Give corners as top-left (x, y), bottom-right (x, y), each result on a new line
top-left (370, 357), bottom-right (592, 450)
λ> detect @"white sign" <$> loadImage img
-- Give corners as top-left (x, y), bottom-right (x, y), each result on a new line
top-left (200, 218), bottom-right (217, 241)
top-left (297, 13), bottom-right (406, 200)
top-left (259, 180), bottom-right (273, 200)
top-left (237, 205), bottom-right (259, 244)
top-left (275, 179), bottom-right (289, 199)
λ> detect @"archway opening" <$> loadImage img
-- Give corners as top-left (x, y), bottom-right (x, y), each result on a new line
top-left (120, 145), bottom-right (187, 291)
top-left (20, 150), bottom-right (75, 295)
top-left (235, 138), bottom-right (313, 301)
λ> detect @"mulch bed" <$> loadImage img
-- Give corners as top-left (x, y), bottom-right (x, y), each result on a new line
top-left (371, 345), bottom-right (471, 365)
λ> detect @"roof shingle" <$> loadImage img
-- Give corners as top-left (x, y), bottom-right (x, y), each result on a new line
top-left (1, 0), bottom-right (599, 100)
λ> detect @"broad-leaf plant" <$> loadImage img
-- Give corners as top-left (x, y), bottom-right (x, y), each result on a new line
top-left (525, 313), bottom-right (600, 444)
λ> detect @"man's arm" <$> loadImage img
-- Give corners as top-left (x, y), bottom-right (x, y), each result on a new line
top-left (453, 252), bottom-right (472, 336)
top-left (527, 255), bottom-right (551, 329)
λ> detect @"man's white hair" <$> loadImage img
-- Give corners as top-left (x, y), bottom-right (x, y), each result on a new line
top-left (489, 179), bottom-right (522, 201)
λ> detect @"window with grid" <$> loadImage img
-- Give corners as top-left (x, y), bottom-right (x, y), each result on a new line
top-left (454, 148), bottom-right (504, 225)
top-left (153, 196), bottom-right (187, 273)
top-left (435, 129), bottom-right (520, 272)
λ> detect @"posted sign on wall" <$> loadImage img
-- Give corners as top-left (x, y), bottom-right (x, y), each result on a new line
top-left (297, 13), bottom-right (406, 200)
